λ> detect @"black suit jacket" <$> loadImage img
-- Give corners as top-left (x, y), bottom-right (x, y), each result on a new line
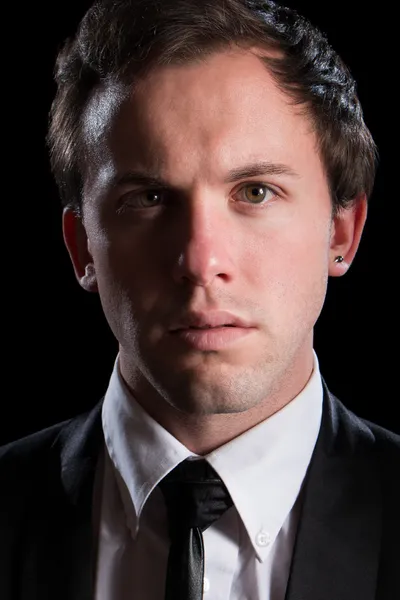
top-left (1, 378), bottom-right (399, 600)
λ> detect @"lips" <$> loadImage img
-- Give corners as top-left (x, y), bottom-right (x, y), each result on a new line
top-left (184, 324), bottom-right (235, 330)
top-left (170, 310), bottom-right (252, 331)
top-left (170, 323), bottom-right (254, 351)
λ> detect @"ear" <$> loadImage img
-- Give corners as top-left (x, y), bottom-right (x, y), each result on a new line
top-left (329, 194), bottom-right (368, 277)
top-left (62, 207), bottom-right (98, 293)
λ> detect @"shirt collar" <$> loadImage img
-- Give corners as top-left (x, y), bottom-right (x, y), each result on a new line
top-left (102, 359), bottom-right (199, 537)
top-left (102, 350), bottom-right (323, 558)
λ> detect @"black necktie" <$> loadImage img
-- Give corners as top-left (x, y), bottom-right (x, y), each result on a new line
top-left (159, 458), bottom-right (233, 600)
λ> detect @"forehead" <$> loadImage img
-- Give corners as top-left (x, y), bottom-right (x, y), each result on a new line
top-left (82, 48), bottom-right (321, 188)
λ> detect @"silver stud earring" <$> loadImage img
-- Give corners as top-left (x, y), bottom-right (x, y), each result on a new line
top-left (334, 256), bottom-right (344, 263)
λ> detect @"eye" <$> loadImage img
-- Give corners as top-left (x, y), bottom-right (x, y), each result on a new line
top-left (125, 190), bottom-right (164, 209)
top-left (235, 183), bottom-right (277, 207)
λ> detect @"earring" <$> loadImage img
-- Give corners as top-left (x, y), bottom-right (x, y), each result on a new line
top-left (334, 256), bottom-right (344, 263)
top-left (85, 264), bottom-right (95, 274)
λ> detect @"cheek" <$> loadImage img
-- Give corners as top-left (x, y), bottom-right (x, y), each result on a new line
top-left (90, 246), bottom-right (143, 348)
top-left (91, 224), bottom-right (150, 285)
top-left (245, 214), bottom-right (330, 315)
top-left (94, 237), bottom-right (168, 331)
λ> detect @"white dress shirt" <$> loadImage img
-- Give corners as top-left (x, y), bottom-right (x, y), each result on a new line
top-left (94, 350), bottom-right (323, 600)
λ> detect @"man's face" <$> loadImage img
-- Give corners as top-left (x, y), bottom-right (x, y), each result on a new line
top-left (76, 48), bottom-right (335, 416)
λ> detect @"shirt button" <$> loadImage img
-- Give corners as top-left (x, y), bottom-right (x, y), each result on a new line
top-left (256, 530), bottom-right (271, 547)
top-left (203, 577), bottom-right (210, 593)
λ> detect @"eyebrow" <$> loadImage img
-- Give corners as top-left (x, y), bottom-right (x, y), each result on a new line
top-left (110, 161), bottom-right (300, 189)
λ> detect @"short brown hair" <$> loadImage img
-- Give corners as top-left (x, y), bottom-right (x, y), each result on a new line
top-left (47, 0), bottom-right (378, 219)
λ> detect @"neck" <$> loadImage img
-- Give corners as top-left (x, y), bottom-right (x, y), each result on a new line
top-left (118, 350), bottom-right (314, 455)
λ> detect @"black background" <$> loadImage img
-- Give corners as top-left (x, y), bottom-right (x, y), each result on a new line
top-left (2, 1), bottom-right (396, 444)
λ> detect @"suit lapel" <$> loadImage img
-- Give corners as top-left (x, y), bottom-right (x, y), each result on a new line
top-left (285, 379), bottom-right (382, 600)
top-left (27, 400), bottom-right (105, 600)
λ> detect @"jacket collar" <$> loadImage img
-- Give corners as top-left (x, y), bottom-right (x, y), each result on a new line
top-left (285, 377), bottom-right (382, 600)
top-left (56, 398), bottom-right (105, 513)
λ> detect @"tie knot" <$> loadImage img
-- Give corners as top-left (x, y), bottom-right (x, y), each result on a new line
top-left (159, 459), bottom-right (233, 535)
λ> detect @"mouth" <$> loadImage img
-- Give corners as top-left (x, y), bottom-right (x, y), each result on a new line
top-left (169, 323), bottom-right (253, 351)
top-left (181, 324), bottom-right (236, 330)
top-left (170, 310), bottom-right (253, 332)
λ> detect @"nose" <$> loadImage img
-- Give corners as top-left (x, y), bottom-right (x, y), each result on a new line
top-left (171, 197), bottom-right (234, 288)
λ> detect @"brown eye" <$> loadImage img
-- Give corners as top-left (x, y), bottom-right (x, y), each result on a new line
top-left (121, 189), bottom-right (165, 210)
top-left (135, 190), bottom-right (164, 208)
top-left (241, 184), bottom-right (275, 205)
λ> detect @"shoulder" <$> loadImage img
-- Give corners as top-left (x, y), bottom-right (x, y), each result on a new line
top-left (0, 403), bottom-right (103, 524)
top-left (0, 402), bottom-right (102, 492)
top-left (0, 417), bottom-right (77, 502)
top-left (0, 417), bottom-right (77, 529)
top-left (362, 416), bottom-right (400, 446)
top-left (0, 398), bottom-right (104, 462)
top-left (0, 418), bottom-right (74, 469)
top-left (358, 413), bottom-right (400, 464)
top-left (326, 388), bottom-right (400, 481)
top-left (334, 391), bottom-right (399, 449)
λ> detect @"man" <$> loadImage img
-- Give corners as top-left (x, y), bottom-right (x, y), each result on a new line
top-left (1, 0), bottom-right (398, 598)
